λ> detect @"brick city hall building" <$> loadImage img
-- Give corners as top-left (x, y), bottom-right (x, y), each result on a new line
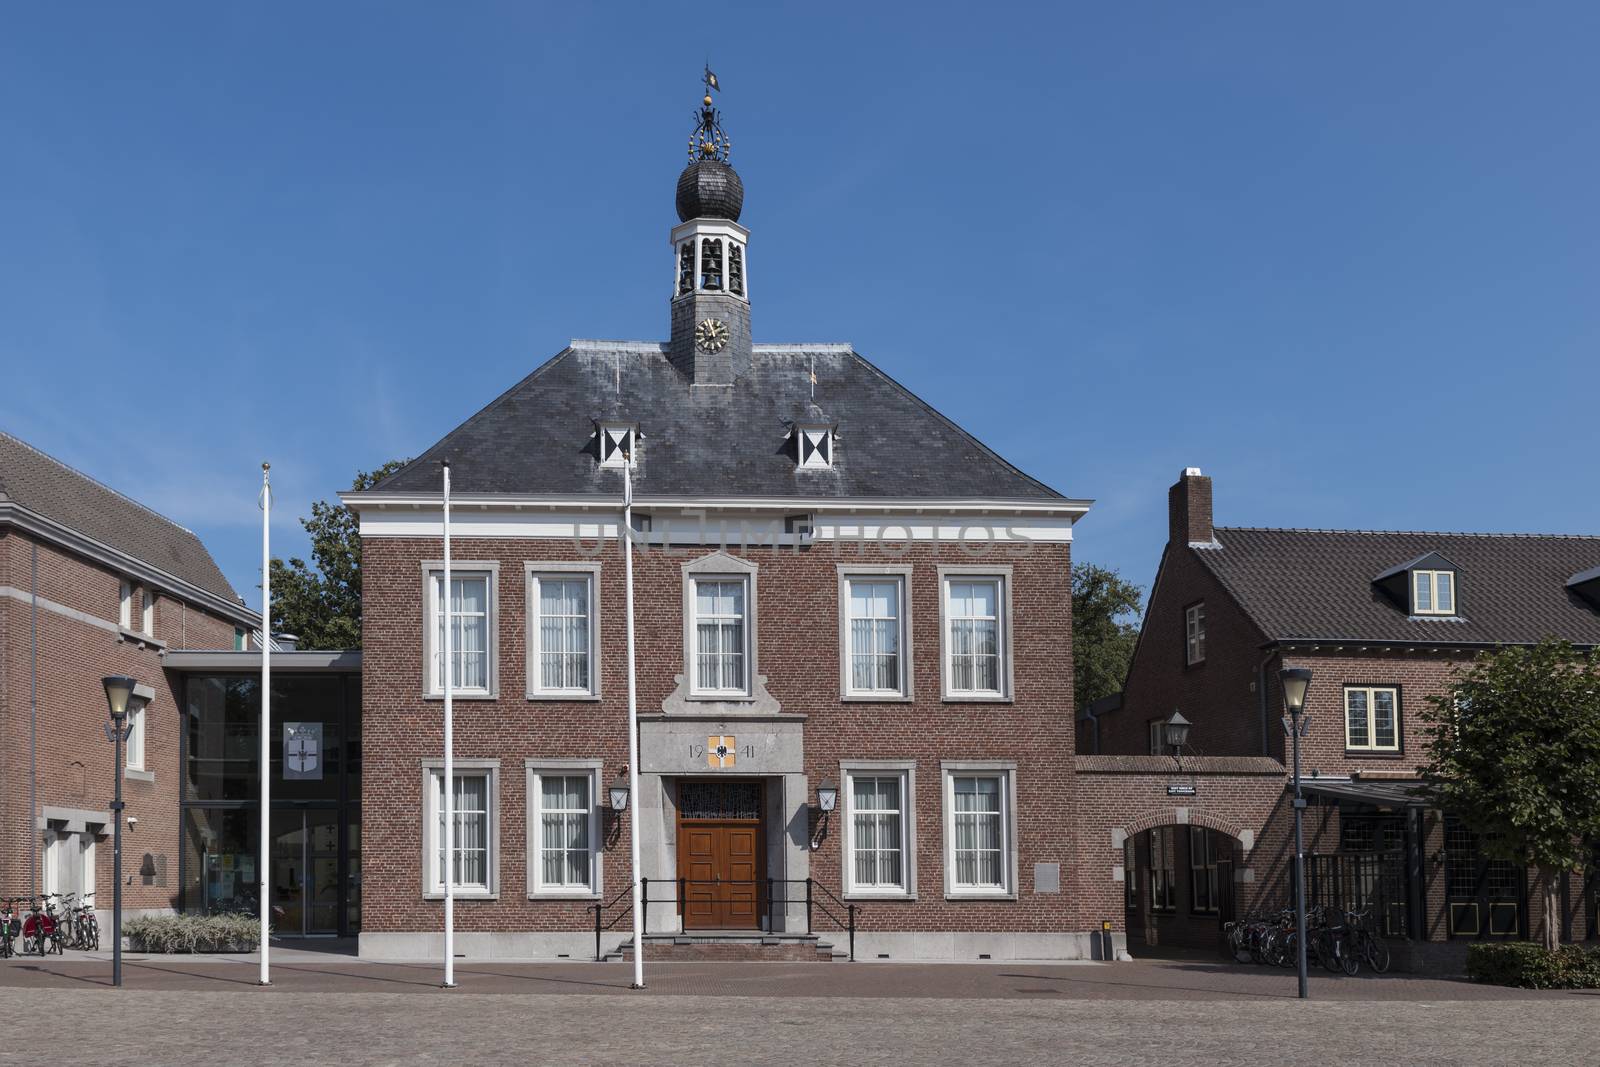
top-left (343, 87), bottom-right (1097, 961)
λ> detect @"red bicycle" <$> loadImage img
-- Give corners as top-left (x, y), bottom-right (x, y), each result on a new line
top-left (19, 897), bottom-right (58, 956)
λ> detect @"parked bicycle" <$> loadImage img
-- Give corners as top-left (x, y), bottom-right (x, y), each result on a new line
top-left (0, 898), bottom-right (21, 958)
top-left (14, 897), bottom-right (55, 956)
top-left (1224, 903), bottom-right (1390, 977)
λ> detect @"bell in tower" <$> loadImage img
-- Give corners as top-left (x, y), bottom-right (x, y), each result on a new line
top-left (669, 69), bottom-right (752, 384)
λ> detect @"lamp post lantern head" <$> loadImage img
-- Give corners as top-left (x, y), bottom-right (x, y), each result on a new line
top-left (817, 779), bottom-right (838, 813)
top-left (609, 776), bottom-right (630, 812)
top-left (102, 675), bottom-right (137, 720)
top-left (1164, 710), bottom-right (1191, 753)
top-left (1280, 667), bottom-right (1313, 716)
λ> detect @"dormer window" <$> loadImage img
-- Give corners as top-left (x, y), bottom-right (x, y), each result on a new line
top-left (1413, 569), bottom-right (1456, 616)
top-left (797, 425), bottom-right (833, 470)
top-left (1372, 552), bottom-right (1461, 618)
top-left (598, 424), bottom-right (636, 468)
top-left (1569, 565), bottom-right (1600, 611)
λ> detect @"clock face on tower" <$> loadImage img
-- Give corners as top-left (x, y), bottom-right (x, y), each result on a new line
top-left (695, 318), bottom-right (730, 353)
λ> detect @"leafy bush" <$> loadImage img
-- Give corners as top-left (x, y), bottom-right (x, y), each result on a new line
top-left (1467, 942), bottom-right (1600, 989)
top-left (124, 913), bottom-right (264, 953)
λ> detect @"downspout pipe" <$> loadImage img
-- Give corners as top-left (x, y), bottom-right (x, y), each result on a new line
top-left (30, 542), bottom-right (39, 895)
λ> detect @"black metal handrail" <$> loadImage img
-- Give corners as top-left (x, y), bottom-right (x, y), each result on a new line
top-left (589, 877), bottom-right (858, 962)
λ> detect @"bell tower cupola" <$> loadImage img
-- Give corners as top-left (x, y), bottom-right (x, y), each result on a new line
top-left (669, 69), bottom-right (752, 384)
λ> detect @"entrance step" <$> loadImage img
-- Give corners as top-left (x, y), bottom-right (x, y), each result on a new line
top-left (607, 931), bottom-right (843, 963)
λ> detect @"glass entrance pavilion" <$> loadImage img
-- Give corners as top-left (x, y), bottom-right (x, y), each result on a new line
top-left (166, 651), bottom-right (362, 937)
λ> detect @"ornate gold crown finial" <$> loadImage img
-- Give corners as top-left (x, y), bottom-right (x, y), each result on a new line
top-left (689, 67), bottom-right (730, 164)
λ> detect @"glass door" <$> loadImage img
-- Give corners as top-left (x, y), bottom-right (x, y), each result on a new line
top-left (269, 810), bottom-right (341, 936)
top-left (269, 811), bottom-right (306, 936)
top-left (307, 810), bottom-right (340, 934)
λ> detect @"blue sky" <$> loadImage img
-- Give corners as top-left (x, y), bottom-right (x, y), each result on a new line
top-left (3, 2), bottom-right (1597, 614)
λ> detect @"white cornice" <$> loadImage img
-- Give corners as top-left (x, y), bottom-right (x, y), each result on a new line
top-left (340, 491), bottom-right (1093, 519)
top-left (0, 500), bottom-right (259, 628)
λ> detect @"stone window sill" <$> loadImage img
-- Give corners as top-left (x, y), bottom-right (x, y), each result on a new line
top-left (117, 627), bottom-right (167, 651)
top-left (124, 769), bottom-right (155, 784)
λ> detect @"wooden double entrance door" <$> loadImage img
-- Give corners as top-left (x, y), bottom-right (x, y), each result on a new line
top-left (677, 780), bottom-right (765, 930)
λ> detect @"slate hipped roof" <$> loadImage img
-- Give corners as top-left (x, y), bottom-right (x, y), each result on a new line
top-left (0, 430), bottom-right (243, 605)
top-left (1196, 527), bottom-right (1600, 646)
top-left (370, 342), bottom-right (1074, 503)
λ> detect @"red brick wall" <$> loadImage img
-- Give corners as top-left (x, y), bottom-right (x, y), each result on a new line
top-left (1106, 545), bottom-right (1272, 758)
top-left (361, 533), bottom-right (1078, 935)
top-left (0, 529), bottom-right (241, 910)
top-left (1069, 757), bottom-right (1290, 936)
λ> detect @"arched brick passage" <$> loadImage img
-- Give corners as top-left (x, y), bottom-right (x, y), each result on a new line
top-left (1118, 808), bottom-right (1251, 849)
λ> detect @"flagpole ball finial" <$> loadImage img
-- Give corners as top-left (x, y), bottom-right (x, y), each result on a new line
top-left (262, 462), bottom-right (270, 472)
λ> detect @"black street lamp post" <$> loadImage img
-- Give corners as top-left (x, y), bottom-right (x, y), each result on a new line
top-left (101, 675), bottom-right (142, 989)
top-left (1279, 667), bottom-right (1313, 1001)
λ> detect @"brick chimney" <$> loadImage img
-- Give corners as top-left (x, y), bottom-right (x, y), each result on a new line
top-left (1168, 467), bottom-right (1214, 546)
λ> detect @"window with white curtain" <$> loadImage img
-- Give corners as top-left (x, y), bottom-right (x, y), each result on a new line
top-left (126, 703), bottom-right (146, 771)
top-left (943, 576), bottom-right (1006, 698)
top-left (425, 568), bottom-right (494, 696)
top-left (845, 576), bottom-right (905, 696)
top-left (532, 771), bottom-right (596, 894)
top-left (141, 589), bottom-right (155, 636)
top-left (848, 774), bottom-right (906, 893)
top-left (945, 770), bottom-right (1012, 895)
top-left (692, 577), bottom-right (748, 694)
top-left (423, 764), bottom-right (496, 897)
top-left (529, 572), bottom-right (595, 697)
top-left (119, 581), bottom-right (133, 629)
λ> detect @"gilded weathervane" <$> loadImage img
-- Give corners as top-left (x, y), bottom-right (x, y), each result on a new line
top-left (688, 66), bottom-right (731, 164)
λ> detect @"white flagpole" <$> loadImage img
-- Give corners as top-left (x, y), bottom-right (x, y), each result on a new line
top-left (442, 459), bottom-right (456, 988)
top-left (623, 454), bottom-right (644, 989)
top-left (258, 462), bottom-right (271, 986)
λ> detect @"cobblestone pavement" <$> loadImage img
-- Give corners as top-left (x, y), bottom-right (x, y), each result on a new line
top-left (0, 952), bottom-right (1576, 1000)
top-left (0, 987), bottom-right (1595, 1066)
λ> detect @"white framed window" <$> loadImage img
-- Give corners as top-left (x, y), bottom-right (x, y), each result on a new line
top-left (422, 760), bottom-right (499, 898)
top-left (119, 581), bottom-right (134, 629)
top-left (422, 563), bottom-right (498, 698)
top-left (941, 762), bottom-right (1016, 898)
top-left (1345, 686), bottom-right (1401, 752)
top-left (842, 763), bottom-right (916, 898)
top-left (126, 703), bottom-right (146, 771)
top-left (692, 575), bottom-right (749, 695)
top-left (527, 761), bottom-right (601, 897)
top-left (141, 589), bottom-right (155, 636)
top-left (598, 423), bottom-right (636, 468)
top-left (839, 569), bottom-right (911, 699)
top-left (939, 569), bottom-right (1011, 700)
top-left (1184, 602), bottom-right (1206, 665)
top-left (796, 425), bottom-right (833, 469)
top-left (1148, 719), bottom-right (1167, 756)
top-left (1412, 569), bottom-right (1456, 615)
top-left (527, 565), bottom-right (600, 699)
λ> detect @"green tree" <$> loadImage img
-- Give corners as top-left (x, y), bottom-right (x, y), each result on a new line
top-left (1421, 639), bottom-right (1600, 951)
top-left (1072, 562), bottom-right (1144, 712)
top-left (268, 459), bottom-right (408, 650)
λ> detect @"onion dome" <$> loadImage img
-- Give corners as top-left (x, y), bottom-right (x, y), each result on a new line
top-left (677, 70), bottom-right (743, 221)
top-left (676, 159), bottom-right (744, 222)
